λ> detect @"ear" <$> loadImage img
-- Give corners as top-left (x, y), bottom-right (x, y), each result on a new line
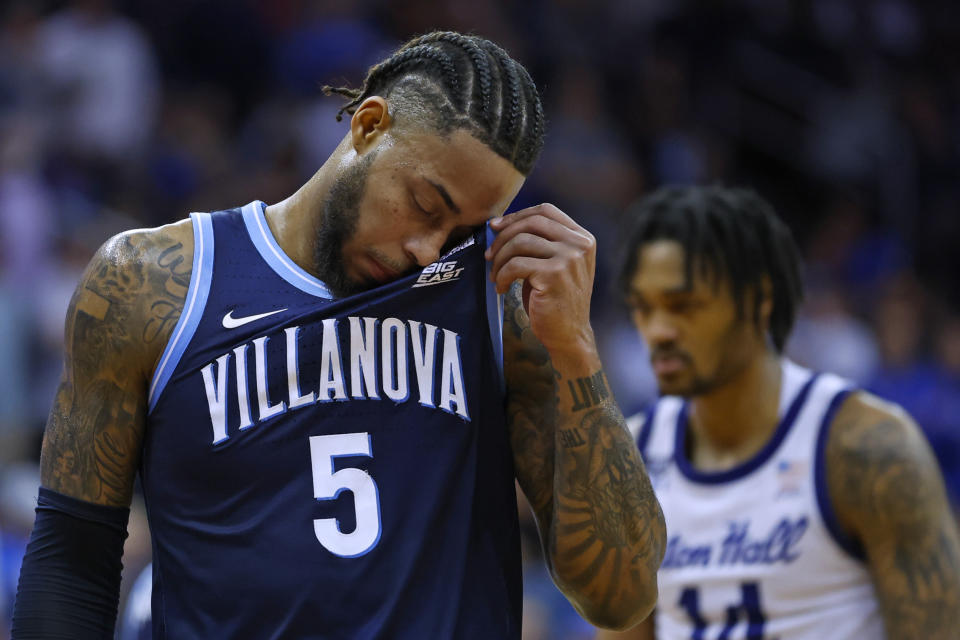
top-left (350, 96), bottom-right (392, 153)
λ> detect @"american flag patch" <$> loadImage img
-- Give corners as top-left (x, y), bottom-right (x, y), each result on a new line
top-left (776, 459), bottom-right (807, 496)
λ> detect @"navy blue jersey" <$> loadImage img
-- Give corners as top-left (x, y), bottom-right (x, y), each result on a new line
top-left (142, 201), bottom-right (521, 639)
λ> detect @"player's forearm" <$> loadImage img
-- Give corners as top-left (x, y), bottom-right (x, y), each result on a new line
top-left (544, 343), bottom-right (666, 629)
top-left (502, 282), bottom-right (664, 627)
top-left (12, 488), bottom-right (129, 639)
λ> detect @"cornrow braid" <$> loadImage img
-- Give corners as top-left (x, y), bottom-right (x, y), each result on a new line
top-left (479, 39), bottom-right (545, 170)
top-left (323, 43), bottom-right (461, 120)
top-left (320, 86), bottom-right (362, 117)
top-left (517, 65), bottom-right (545, 150)
top-left (459, 38), bottom-right (495, 128)
top-left (322, 30), bottom-right (545, 175)
top-left (413, 31), bottom-right (499, 127)
top-left (499, 55), bottom-right (523, 145)
top-left (617, 185), bottom-right (804, 352)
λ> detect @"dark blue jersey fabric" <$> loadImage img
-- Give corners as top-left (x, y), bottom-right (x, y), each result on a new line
top-left (142, 201), bottom-right (520, 639)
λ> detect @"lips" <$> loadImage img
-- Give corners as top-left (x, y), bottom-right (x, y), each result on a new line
top-left (366, 256), bottom-right (400, 283)
top-left (651, 354), bottom-right (688, 376)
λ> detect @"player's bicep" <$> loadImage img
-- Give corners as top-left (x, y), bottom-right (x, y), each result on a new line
top-left (41, 230), bottom-right (189, 507)
top-left (502, 281), bottom-right (556, 521)
top-left (827, 395), bottom-right (960, 639)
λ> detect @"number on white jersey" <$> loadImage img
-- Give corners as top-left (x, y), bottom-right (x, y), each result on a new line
top-left (678, 582), bottom-right (766, 639)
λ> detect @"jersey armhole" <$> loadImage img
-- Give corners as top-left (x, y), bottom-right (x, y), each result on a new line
top-left (813, 388), bottom-right (868, 562)
top-left (635, 404), bottom-right (657, 459)
top-left (147, 212), bottom-right (215, 413)
top-left (484, 224), bottom-right (505, 393)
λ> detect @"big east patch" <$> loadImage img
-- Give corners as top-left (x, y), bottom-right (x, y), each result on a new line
top-left (414, 260), bottom-right (465, 288)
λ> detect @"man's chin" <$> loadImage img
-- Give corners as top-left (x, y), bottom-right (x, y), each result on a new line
top-left (337, 273), bottom-right (391, 297)
top-left (655, 374), bottom-right (697, 398)
top-left (329, 279), bottom-right (372, 298)
top-left (329, 264), bottom-right (415, 297)
top-left (657, 375), bottom-right (718, 399)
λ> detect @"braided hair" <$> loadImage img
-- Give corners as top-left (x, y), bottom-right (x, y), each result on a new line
top-left (617, 185), bottom-right (804, 352)
top-left (323, 31), bottom-right (545, 175)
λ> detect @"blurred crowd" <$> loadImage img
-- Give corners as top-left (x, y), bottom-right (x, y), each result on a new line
top-left (0, 0), bottom-right (958, 637)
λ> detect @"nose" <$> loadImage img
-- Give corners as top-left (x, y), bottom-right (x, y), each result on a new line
top-left (403, 228), bottom-right (447, 267)
top-left (639, 309), bottom-right (680, 345)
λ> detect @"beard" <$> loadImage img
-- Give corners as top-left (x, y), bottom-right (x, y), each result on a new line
top-left (653, 321), bottom-right (753, 398)
top-left (314, 151), bottom-right (376, 298)
top-left (656, 356), bottom-right (733, 398)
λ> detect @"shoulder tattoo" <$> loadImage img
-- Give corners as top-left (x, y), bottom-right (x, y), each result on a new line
top-left (827, 396), bottom-right (960, 638)
top-left (41, 229), bottom-right (193, 505)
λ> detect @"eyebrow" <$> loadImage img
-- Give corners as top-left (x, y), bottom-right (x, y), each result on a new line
top-left (629, 284), bottom-right (692, 299)
top-left (427, 179), bottom-right (461, 215)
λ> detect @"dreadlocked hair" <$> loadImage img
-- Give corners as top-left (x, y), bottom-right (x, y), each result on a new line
top-left (322, 31), bottom-right (545, 175)
top-left (617, 185), bottom-right (804, 352)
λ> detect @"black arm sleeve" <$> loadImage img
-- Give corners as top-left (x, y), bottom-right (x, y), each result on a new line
top-left (11, 487), bottom-right (130, 640)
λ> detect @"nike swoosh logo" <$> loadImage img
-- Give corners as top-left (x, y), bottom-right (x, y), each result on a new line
top-left (222, 308), bottom-right (288, 329)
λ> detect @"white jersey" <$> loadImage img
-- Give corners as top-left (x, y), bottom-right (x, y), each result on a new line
top-left (629, 360), bottom-right (884, 640)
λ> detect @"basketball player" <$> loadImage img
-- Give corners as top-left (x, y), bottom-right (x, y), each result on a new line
top-left (12, 32), bottom-right (665, 638)
top-left (598, 186), bottom-right (960, 639)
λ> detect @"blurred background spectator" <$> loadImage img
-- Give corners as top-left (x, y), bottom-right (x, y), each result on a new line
top-left (0, 1), bottom-right (957, 637)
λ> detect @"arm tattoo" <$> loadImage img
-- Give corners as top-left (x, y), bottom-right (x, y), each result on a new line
top-left (144, 242), bottom-right (191, 342)
top-left (41, 229), bottom-right (192, 506)
top-left (828, 403), bottom-right (960, 639)
top-left (503, 283), bottom-right (556, 521)
top-left (156, 241), bottom-right (192, 291)
top-left (553, 404), bottom-right (664, 603)
top-left (503, 282), bottom-right (665, 621)
top-left (559, 429), bottom-right (587, 449)
top-left (568, 370), bottom-right (610, 412)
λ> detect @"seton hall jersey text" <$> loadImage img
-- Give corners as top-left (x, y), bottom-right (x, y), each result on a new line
top-left (201, 316), bottom-right (469, 444)
top-left (633, 360), bottom-right (884, 640)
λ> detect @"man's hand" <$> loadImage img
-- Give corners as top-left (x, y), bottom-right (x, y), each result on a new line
top-left (487, 203), bottom-right (597, 361)
top-left (490, 203), bottom-right (665, 631)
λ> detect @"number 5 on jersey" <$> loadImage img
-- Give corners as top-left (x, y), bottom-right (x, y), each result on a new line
top-left (309, 433), bottom-right (382, 557)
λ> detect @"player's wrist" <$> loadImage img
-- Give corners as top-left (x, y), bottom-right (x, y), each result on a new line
top-left (543, 330), bottom-right (601, 375)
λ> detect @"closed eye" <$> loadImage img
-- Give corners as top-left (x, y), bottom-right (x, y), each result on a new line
top-left (411, 192), bottom-right (434, 218)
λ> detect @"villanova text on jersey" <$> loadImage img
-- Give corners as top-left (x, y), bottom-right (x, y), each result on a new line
top-left (142, 201), bottom-right (521, 639)
top-left (199, 315), bottom-right (471, 445)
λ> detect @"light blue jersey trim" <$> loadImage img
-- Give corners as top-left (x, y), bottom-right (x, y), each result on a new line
top-left (484, 224), bottom-right (505, 393)
top-left (241, 200), bottom-right (333, 299)
top-left (148, 212), bottom-right (215, 413)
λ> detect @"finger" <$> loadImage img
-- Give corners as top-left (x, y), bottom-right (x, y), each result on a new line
top-left (493, 255), bottom-right (559, 294)
top-left (486, 213), bottom-right (588, 260)
top-left (489, 232), bottom-right (562, 282)
top-left (486, 215), bottom-right (567, 259)
top-left (490, 203), bottom-right (583, 234)
top-left (490, 203), bottom-right (579, 235)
